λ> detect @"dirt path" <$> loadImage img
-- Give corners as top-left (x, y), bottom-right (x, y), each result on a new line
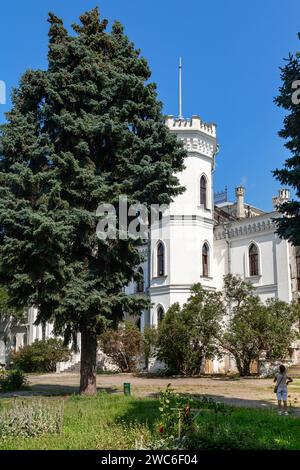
top-left (1, 373), bottom-right (300, 414)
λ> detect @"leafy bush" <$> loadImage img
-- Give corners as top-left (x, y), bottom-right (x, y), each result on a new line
top-left (146, 385), bottom-right (296, 450)
top-left (158, 384), bottom-right (227, 438)
top-left (157, 285), bottom-right (224, 375)
top-left (0, 369), bottom-right (27, 391)
top-left (11, 338), bottom-right (71, 373)
top-left (100, 322), bottom-right (142, 372)
top-left (0, 400), bottom-right (64, 438)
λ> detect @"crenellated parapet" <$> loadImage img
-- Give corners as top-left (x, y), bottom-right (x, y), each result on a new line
top-left (166, 115), bottom-right (216, 136)
top-left (166, 115), bottom-right (217, 158)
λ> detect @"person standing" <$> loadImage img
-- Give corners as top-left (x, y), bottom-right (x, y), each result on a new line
top-left (274, 364), bottom-right (293, 415)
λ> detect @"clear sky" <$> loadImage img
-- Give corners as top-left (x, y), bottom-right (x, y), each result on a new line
top-left (0, 0), bottom-right (299, 211)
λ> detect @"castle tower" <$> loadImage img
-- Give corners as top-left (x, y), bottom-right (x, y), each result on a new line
top-left (149, 114), bottom-right (218, 325)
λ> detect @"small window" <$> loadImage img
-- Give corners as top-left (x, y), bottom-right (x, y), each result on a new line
top-left (136, 267), bottom-right (144, 293)
top-left (249, 243), bottom-right (259, 276)
top-left (296, 252), bottom-right (300, 291)
top-left (200, 176), bottom-right (207, 208)
top-left (157, 242), bottom-right (165, 277)
top-left (157, 306), bottom-right (164, 324)
top-left (202, 243), bottom-right (209, 277)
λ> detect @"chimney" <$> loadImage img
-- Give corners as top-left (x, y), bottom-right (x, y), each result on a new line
top-left (235, 186), bottom-right (245, 219)
top-left (272, 189), bottom-right (290, 210)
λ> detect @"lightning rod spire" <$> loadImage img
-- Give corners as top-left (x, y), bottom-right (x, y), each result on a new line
top-left (178, 57), bottom-right (183, 119)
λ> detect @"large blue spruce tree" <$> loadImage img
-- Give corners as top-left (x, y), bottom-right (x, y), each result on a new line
top-left (273, 35), bottom-right (300, 244)
top-left (0, 8), bottom-right (186, 394)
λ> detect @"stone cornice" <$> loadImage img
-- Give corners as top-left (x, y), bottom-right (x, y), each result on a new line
top-left (214, 214), bottom-right (279, 240)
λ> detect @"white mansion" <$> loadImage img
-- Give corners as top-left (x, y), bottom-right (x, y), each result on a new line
top-left (1, 112), bottom-right (300, 372)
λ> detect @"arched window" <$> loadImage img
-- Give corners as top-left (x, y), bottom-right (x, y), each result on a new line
top-left (136, 267), bottom-right (144, 293)
top-left (157, 242), bottom-right (165, 277)
top-left (249, 243), bottom-right (259, 276)
top-left (157, 306), bottom-right (164, 324)
top-left (202, 243), bottom-right (209, 277)
top-left (296, 248), bottom-right (300, 291)
top-left (200, 175), bottom-right (207, 208)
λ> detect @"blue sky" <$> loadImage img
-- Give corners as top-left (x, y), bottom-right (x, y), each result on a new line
top-left (0, 0), bottom-right (299, 211)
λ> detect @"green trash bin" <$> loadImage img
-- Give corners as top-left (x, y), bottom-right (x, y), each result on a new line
top-left (124, 383), bottom-right (131, 396)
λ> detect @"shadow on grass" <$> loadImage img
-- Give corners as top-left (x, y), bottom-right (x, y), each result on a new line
top-left (113, 396), bottom-right (160, 430)
top-left (0, 384), bottom-right (119, 398)
top-left (145, 390), bottom-right (300, 416)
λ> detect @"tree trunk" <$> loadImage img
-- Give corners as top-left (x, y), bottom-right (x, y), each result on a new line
top-left (240, 359), bottom-right (251, 376)
top-left (42, 322), bottom-right (46, 341)
top-left (234, 355), bottom-right (243, 376)
top-left (80, 329), bottom-right (97, 395)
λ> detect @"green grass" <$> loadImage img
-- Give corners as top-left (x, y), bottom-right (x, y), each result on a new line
top-left (190, 407), bottom-right (300, 450)
top-left (0, 393), bottom-right (300, 450)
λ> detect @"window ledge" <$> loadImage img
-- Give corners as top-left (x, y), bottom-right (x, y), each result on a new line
top-left (197, 206), bottom-right (211, 212)
top-left (245, 275), bottom-right (262, 281)
top-left (152, 275), bottom-right (168, 280)
top-left (200, 276), bottom-right (213, 280)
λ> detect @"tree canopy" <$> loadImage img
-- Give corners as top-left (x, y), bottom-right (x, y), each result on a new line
top-left (0, 8), bottom-right (186, 393)
top-left (273, 35), bottom-right (300, 244)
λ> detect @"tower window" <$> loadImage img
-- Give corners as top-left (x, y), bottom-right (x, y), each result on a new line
top-left (249, 243), bottom-right (259, 276)
top-left (136, 267), bottom-right (144, 293)
top-left (202, 243), bottom-right (209, 277)
top-left (200, 175), bottom-right (207, 208)
top-left (157, 306), bottom-right (164, 324)
top-left (157, 242), bottom-right (165, 277)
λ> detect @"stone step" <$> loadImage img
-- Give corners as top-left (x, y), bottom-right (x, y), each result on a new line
top-left (288, 365), bottom-right (300, 377)
top-left (62, 361), bottom-right (81, 373)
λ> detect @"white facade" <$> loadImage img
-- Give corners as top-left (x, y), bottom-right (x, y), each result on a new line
top-left (1, 113), bottom-right (300, 371)
top-left (134, 116), bottom-right (300, 326)
top-left (128, 114), bottom-right (300, 371)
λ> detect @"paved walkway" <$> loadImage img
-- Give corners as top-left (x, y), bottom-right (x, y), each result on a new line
top-left (1, 373), bottom-right (300, 414)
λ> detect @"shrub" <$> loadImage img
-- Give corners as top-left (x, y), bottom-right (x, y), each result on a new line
top-left (0, 400), bottom-right (64, 438)
top-left (100, 322), bottom-right (143, 372)
top-left (0, 369), bottom-right (27, 391)
top-left (157, 285), bottom-right (224, 375)
top-left (11, 338), bottom-right (71, 373)
top-left (158, 384), bottom-right (227, 439)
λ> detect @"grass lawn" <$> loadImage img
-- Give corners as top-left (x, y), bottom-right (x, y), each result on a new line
top-left (0, 392), bottom-right (300, 450)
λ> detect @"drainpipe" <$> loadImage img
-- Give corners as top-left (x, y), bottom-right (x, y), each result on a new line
top-left (147, 223), bottom-right (151, 328)
top-left (223, 222), bottom-right (232, 372)
top-left (223, 222), bottom-right (231, 275)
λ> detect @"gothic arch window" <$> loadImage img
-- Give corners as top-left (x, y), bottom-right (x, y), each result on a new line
top-left (202, 243), bottom-right (209, 277)
top-left (136, 267), bottom-right (144, 293)
top-left (157, 306), bottom-right (165, 324)
top-left (157, 242), bottom-right (165, 277)
top-left (296, 248), bottom-right (300, 291)
top-left (249, 243), bottom-right (259, 276)
top-left (200, 175), bottom-right (207, 208)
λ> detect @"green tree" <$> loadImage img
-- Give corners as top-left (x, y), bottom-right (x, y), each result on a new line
top-left (220, 275), bottom-right (299, 376)
top-left (157, 285), bottom-right (224, 375)
top-left (100, 321), bottom-right (142, 372)
top-left (156, 303), bottom-right (188, 374)
top-left (273, 36), bottom-right (300, 244)
top-left (0, 286), bottom-right (26, 324)
top-left (0, 9), bottom-right (185, 393)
